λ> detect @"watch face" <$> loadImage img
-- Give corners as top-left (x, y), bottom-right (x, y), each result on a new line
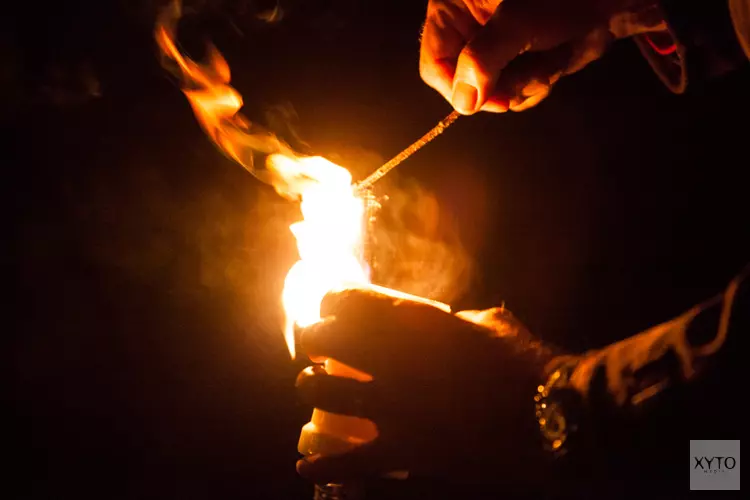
top-left (536, 365), bottom-right (578, 454)
top-left (538, 401), bottom-right (567, 451)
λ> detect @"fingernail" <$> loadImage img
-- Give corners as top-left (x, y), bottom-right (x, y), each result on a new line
top-left (452, 81), bottom-right (478, 115)
top-left (295, 364), bottom-right (325, 389)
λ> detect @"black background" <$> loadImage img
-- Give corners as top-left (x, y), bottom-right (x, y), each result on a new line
top-left (7, 1), bottom-right (749, 499)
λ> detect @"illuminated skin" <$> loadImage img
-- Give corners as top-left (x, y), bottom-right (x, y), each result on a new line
top-left (419, 0), bottom-right (662, 113)
top-left (295, 269), bottom-right (749, 489)
top-left (295, 288), bottom-right (553, 484)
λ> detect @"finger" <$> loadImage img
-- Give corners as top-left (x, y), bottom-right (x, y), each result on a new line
top-left (301, 288), bottom-right (401, 370)
top-left (299, 318), bottom-right (380, 372)
top-left (299, 318), bottom-right (356, 365)
top-left (452, 3), bottom-right (530, 114)
top-left (488, 43), bottom-right (573, 112)
top-left (497, 44), bottom-right (572, 92)
top-left (497, 30), bottom-right (611, 113)
top-left (419, 55), bottom-right (454, 104)
top-left (296, 440), bottom-right (393, 484)
top-left (419, 2), bottom-right (481, 103)
top-left (563, 29), bottom-right (612, 76)
top-left (478, 95), bottom-right (510, 113)
top-left (320, 287), bottom-right (397, 321)
top-left (296, 367), bottom-right (376, 418)
top-left (508, 87), bottom-right (550, 111)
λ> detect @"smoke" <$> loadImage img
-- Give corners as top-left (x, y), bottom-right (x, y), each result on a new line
top-left (262, 101), bottom-right (312, 154)
top-left (369, 178), bottom-right (473, 304)
top-left (317, 146), bottom-right (474, 305)
top-left (254, 1), bottom-right (285, 23)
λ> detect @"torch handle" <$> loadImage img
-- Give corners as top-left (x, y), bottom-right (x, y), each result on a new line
top-left (301, 360), bottom-right (411, 499)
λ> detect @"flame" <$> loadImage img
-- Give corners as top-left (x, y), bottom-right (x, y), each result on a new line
top-left (155, 0), bottom-right (313, 201)
top-left (275, 155), bottom-right (370, 358)
top-left (154, 1), bottom-right (371, 358)
top-left (155, 1), bottom-right (449, 360)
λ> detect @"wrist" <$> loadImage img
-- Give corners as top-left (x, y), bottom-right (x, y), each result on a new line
top-left (500, 356), bottom-right (589, 495)
top-left (527, 356), bottom-right (607, 495)
top-left (535, 358), bottom-right (585, 455)
top-left (608, 1), bottom-right (668, 39)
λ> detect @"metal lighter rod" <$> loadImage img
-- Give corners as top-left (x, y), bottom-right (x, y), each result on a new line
top-left (355, 110), bottom-right (461, 193)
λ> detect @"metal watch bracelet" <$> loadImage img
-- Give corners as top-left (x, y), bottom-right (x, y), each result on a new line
top-left (534, 359), bottom-right (583, 456)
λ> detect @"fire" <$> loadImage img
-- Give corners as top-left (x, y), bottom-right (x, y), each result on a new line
top-left (275, 154), bottom-right (370, 358)
top-left (156, 1), bottom-right (463, 467)
top-left (155, 0), bottom-right (314, 200)
top-left (154, 1), bottom-right (372, 359)
top-left (154, 1), bottom-right (450, 362)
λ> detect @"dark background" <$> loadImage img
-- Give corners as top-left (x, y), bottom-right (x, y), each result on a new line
top-left (7, 1), bottom-right (749, 499)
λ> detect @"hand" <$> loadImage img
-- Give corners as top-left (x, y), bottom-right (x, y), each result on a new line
top-left (295, 287), bottom-right (553, 485)
top-left (419, 0), bottom-right (653, 113)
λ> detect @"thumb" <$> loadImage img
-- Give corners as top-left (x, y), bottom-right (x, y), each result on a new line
top-left (451, 4), bottom-right (529, 114)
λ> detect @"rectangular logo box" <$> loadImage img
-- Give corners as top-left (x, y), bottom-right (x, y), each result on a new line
top-left (690, 440), bottom-right (740, 490)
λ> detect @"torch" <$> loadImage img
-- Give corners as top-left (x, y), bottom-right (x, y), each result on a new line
top-left (153, 4), bottom-right (462, 496)
top-left (284, 182), bottom-right (452, 499)
top-left (291, 113), bottom-right (460, 499)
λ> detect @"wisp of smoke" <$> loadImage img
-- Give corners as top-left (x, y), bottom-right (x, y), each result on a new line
top-left (318, 146), bottom-right (473, 304)
top-left (370, 178), bottom-right (473, 304)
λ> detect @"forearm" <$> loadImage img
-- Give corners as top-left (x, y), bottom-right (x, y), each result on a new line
top-left (549, 264), bottom-right (748, 492)
top-left (460, 265), bottom-right (747, 493)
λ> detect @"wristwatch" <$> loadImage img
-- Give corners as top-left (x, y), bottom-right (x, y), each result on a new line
top-left (534, 359), bottom-right (584, 457)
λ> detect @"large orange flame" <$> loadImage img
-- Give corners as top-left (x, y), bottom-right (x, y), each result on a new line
top-left (154, 1), bottom-right (448, 361)
top-left (154, 1), bottom-right (376, 360)
top-left (156, 0), bottom-right (315, 201)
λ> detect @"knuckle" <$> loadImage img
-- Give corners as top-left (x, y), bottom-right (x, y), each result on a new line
top-left (419, 59), bottom-right (438, 86)
top-left (458, 46), bottom-right (491, 78)
top-left (419, 61), bottom-right (430, 82)
top-left (295, 365), bottom-right (320, 388)
top-left (332, 288), bottom-right (361, 307)
top-left (299, 318), bottom-right (334, 351)
top-left (320, 289), bottom-right (348, 316)
top-left (460, 43), bottom-right (483, 63)
top-left (321, 287), bottom-right (375, 318)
